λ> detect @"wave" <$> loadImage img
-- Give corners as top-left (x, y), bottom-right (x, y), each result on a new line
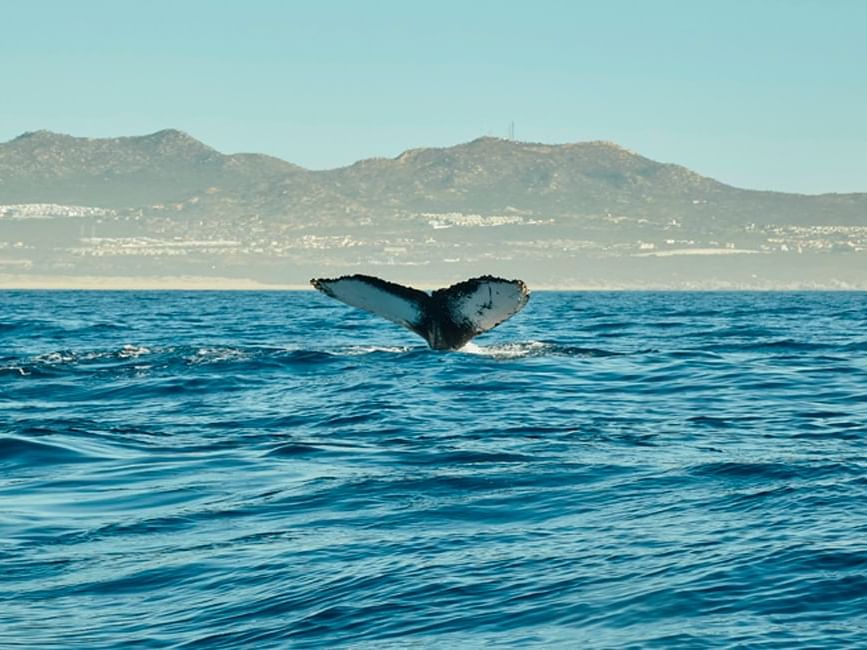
top-left (0, 436), bottom-right (103, 466)
top-left (4, 292), bottom-right (867, 649)
top-left (3, 340), bottom-right (606, 377)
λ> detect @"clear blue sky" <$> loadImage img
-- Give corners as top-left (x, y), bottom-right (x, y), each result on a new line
top-left (1, 0), bottom-right (864, 193)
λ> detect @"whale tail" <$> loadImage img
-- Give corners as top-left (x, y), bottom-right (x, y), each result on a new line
top-left (311, 274), bottom-right (530, 350)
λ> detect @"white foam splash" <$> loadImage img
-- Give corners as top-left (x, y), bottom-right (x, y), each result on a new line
top-left (187, 347), bottom-right (249, 364)
top-left (118, 344), bottom-right (151, 359)
top-left (0, 366), bottom-right (30, 376)
top-left (34, 346), bottom-right (153, 365)
top-left (340, 345), bottom-right (412, 356)
top-left (460, 340), bottom-right (549, 359)
top-left (35, 351), bottom-right (78, 364)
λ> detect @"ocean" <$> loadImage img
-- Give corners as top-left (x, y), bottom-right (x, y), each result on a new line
top-left (1, 290), bottom-right (866, 648)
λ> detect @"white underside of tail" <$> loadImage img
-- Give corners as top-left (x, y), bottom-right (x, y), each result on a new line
top-left (312, 274), bottom-right (530, 349)
top-left (312, 276), bottom-right (425, 332)
top-left (443, 278), bottom-right (530, 335)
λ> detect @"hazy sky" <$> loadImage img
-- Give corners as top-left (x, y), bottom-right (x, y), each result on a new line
top-left (2, 0), bottom-right (864, 193)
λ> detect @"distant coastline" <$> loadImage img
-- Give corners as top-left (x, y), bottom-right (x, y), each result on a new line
top-left (2, 274), bottom-right (865, 291)
top-left (1, 130), bottom-right (865, 290)
top-left (0, 274), bottom-right (307, 291)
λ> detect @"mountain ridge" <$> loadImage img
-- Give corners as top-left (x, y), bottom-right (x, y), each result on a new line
top-left (6, 128), bottom-right (861, 194)
top-left (0, 129), bottom-right (864, 226)
top-left (1, 129), bottom-right (865, 289)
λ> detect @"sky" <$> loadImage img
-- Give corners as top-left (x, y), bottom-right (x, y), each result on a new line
top-left (1, 0), bottom-right (865, 194)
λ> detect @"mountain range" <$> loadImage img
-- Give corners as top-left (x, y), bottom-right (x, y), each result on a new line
top-left (1, 129), bottom-right (865, 224)
top-left (0, 129), bottom-right (865, 288)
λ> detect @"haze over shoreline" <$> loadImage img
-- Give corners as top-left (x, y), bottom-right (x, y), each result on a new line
top-left (1, 129), bottom-right (865, 291)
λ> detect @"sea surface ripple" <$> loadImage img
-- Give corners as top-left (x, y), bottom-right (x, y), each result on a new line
top-left (2, 291), bottom-right (866, 648)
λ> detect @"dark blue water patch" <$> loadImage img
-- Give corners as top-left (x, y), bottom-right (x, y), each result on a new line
top-left (264, 441), bottom-right (380, 461)
top-left (2, 291), bottom-right (867, 648)
top-left (580, 320), bottom-right (637, 333)
top-left (689, 460), bottom-right (859, 483)
top-left (0, 436), bottom-right (102, 467)
top-left (545, 343), bottom-right (625, 357)
top-left (393, 449), bottom-right (537, 465)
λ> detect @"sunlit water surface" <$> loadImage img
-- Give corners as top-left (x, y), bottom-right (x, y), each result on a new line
top-left (2, 291), bottom-right (866, 648)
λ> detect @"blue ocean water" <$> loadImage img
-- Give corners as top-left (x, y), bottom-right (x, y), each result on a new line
top-left (1, 290), bottom-right (866, 648)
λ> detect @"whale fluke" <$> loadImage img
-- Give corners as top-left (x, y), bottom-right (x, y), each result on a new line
top-left (311, 274), bottom-right (530, 350)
